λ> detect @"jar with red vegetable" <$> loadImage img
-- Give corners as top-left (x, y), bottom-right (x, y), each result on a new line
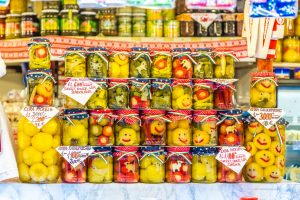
top-left (172, 48), bottom-right (194, 79)
top-left (213, 82), bottom-right (236, 110)
top-left (62, 159), bottom-right (87, 183)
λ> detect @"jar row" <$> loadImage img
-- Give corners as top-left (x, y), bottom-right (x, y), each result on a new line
top-left (275, 37), bottom-right (300, 63)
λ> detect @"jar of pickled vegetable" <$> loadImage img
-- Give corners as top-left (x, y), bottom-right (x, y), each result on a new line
top-left (64, 46), bottom-right (86, 77)
top-left (214, 52), bottom-right (237, 79)
top-left (193, 80), bottom-right (213, 110)
top-left (130, 47), bottom-right (151, 78)
top-left (118, 13), bottom-right (132, 37)
top-left (283, 36), bottom-right (300, 63)
top-left (146, 9), bottom-right (162, 21)
top-left (41, 9), bottom-right (59, 36)
top-left (162, 9), bottom-right (175, 20)
top-left (63, 109), bottom-right (89, 146)
top-left (172, 79), bottom-right (192, 110)
top-left (62, 159), bottom-right (86, 183)
top-left (10, 0), bottom-right (26, 14)
top-left (18, 116), bottom-right (61, 183)
top-left (296, 14), bottom-right (300, 36)
top-left (130, 79), bottom-right (151, 109)
top-left (114, 147), bottom-right (139, 183)
top-left (275, 39), bottom-right (282, 62)
top-left (147, 20), bottom-right (163, 37)
top-left (218, 162), bottom-right (242, 183)
top-left (0, 15), bottom-right (5, 40)
top-left (79, 11), bottom-right (97, 36)
top-left (132, 13), bottom-right (146, 37)
top-left (208, 16), bottom-right (222, 37)
top-left (167, 110), bottom-right (192, 146)
top-left (164, 20), bottom-right (180, 37)
top-left (108, 79), bottom-right (129, 109)
top-left (28, 38), bottom-right (51, 70)
top-left (89, 110), bottom-right (115, 146)
top-left (214, 83), bottom-right (236, 110)
top-left (60, 9), bottom-right (79, 36)
top-left (172, 48), bottom-right (194, 79)
top-left (115, 110), bottom-right (140, 146)
top-left (87, 79), bottom-right (107, 109)
top-left (250, 72), bottom-right (277, 108)
top-left (151, 79), bottom-right (172, 110)
top-left (21, 12), bottom-right (40, 38)
top-left (99, 9), bottom-right (118, 36)
top-left (284, 18), bottom-right (295, 37)
top-left (87, 47), bottom-right (108, 78)
top-left (27, 70), bottom-right (55, 106)
top-left (192, 147), bottom-right (218, 183)
top-left (257, 58), bottom-right (273, 72)
top-left (108, 50), bottom-right (130, 78)
top-left (166, 147), bottom-right (192, 183)
top-left (222, 14), bottom-right (236, 36)
top-left (218, 110), bottom-right (244, 146)
top-left (87, 147), bottom-right (113, 183)
top-left (176, 14), bottom-right (194, 37)
top-left (244, 117), bottom-right (287, 183)
top-left (5, 14), bottom-right (21, 39)
top-left (140, 146), bottom-right (165, 183)
top-left (195, 22), bottom-right (208, 37)
top-left (151, 51), bottom-right (172, 78)
top-left (192, 48), bottom-right (215, 79)
top-left (193, 110), bottom-right (218, 146)
top-left (141, 110), bottom-right (168, 145)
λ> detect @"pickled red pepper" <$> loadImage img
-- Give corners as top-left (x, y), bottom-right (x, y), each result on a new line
top-left (214, 83), bottom-right (236, 110)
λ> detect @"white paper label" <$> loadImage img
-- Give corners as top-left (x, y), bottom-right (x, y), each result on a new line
top-left (216, 146), bottom-right (251, 174)
top-left (21, 106), bottom-right (59, 129)
top-left (191, 13), bottom-right (218, 28)
top-left (248, 107), bottom-right (285, 129)
top-left (62, 78), bottom-right (98, 105)
top-left (207, 79), bottom-right (238, 85)
top-left (56, 146), bottom-right (94, 168)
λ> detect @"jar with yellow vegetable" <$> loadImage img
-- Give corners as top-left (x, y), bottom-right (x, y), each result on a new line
top-left (275, 39), bottom-right (282, 63)
top-left (27, 70), bottom-right (55, 107)
top-left (108, 50), bottom-right (130, 78)
top-left (214, 52), bottom-right (237, 79)
top-left (295, 13), bottom-right (300, 36)
top-left (250, 72), bottom-right (277, 108)
top-left (151, 79), bottom-right (172, 110)
top-left (87, 79), bottom-right (107, 110)
top-left (192, 48), bottom-right (215, 79)
top-left (244, 117), bottom-right (287, 183)
top-left (10, 0), bottom-right (27, 14)
top-left (5, 14), bottom-right (21, 39)
top-left (283, 36), bottom-right (300, 63)
top-left (87, 147), bottom-right (113, 183)
top-left (192, 147), bottom-right (218, 183)
top-left (193, 110), bottom-right (218, 146)
top-left (64, 47), bottom-right (86, 77)
top-left (28, 38), bottom-right (51, 70)
top-left (193, 80), bottom-right (213, 110)
top-left (63, 109), bottom-right (89, 146)
top-left (151, 51), bottom-right (172, 78)
top-left (130, 47), bottom-right (151, 78)
top-left (167, 110), bottom-right (192, 146)
top-left (140, 146), bottom-right (165, 183)
top-left (17, 116), bottom-right (61, 183)
top-left (130, 79), bottom-right (151, 109)
top-left (108, 79), bottom-right (129, 109)
top-left (87, 47), bottom-right (108, 78)
top-left (115, 110), bottom-right (140, 146)
top-left (172, 79), bottom-right (192, 110)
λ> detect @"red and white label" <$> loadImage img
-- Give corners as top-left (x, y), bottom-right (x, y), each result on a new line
top-left (191, 13), bottom-right (219, 28)
top-left (248, 108), bottom-right (285, 129)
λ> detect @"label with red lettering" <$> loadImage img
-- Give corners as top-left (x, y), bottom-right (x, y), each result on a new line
top-left (248, 107), bottom-right (285, 129)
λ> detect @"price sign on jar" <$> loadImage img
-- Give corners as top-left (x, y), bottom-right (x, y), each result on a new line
top-left (248, 107), bottom-right (285, 129)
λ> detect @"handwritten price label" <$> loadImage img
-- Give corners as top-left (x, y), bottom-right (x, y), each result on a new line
top-left (61, 78), bottom-right (98, 105)
top-left (207, 79), bottom-right (239, 85)
top-left (56, 146), bottom-right (94, 168)
top-left (191, 13), bottom-right (218, 28)
top-left (216, 147), bottom-right (251, 174)
top-left (21, 106), bottom-right (59, 129)
top-left (248, 107), bottom-right (285, 129)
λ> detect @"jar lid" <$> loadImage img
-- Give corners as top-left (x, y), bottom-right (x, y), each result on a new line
top-left (152, 78), bottom-right (172, 84)
top-left (60, 9), bottom-right (79, 14)
top-left (21, 12), bottom-right (37, 16)
top-left (192, 147), bottom-right (219, 155)
top-left (88, 47), bottom-right (107, 52)
top-left (66, 46), bottom-right (86, 51)
top-left (193, 79), bottom-right (213, 84)
top-left (172, 48), bottom-right (191, 52)
top-left (30, 37), bottom-right (50, 44)
top-left (90, 109), bottom-right (113, 115)
top-left (115, 147), bottom-right (139, 152)
top-left (140, 146), bottom-right (164, 152)
top-left (218, 109), bottom-right (243, 116)
top-left (80, 11), bottom-right (96, 15)
top-left (194, 48), bottom-right (212, 52)
top-left (131, 47), bottom-right (149, 51)
top-left (194, 110), bottom-right (217, 116)
top-left (42, 9), bottom-right (59, 14)
top-left (277, 118), bottom-right (288, 126)
top-left (109, 79), bottom-right (128, 83)
top-left (250, 72), bottom-right (275, 78)
top-left (131, 78), bottom-right (150, 83)
top-left (176, 13), bottom-right (193, 21)
top-left (132, 13), bottom-right (146, 17)
top-left (93, 146), bottom-right (112, 152)
top-left (115, 109), bottom-right (139, 115)
top-left (142, 109), bottom-right (165, 115)
top-left (168, 110), bottom-right (192, 116)
top-left (167, 147), bottom-right (190, 152)
top-left (64, 109), bottom-right (87, 115)
top-left (6, 14), bottom-right (21, 17)
top-left (172, 79), bottom-right (191, 84)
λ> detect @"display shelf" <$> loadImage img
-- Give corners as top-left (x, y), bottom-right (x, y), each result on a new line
top-left (277, 79), bottom-right (300, 86)
top-left (273, 62), bottom-right (300, 69)
top-left (0, 182), bottom-right (299, 200)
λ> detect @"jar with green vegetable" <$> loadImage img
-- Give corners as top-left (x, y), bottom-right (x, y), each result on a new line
top-left (192, 48), bottom-right (215, 79)
top-left (64, 46), bottom-right (86, 77)
top-left (151, 79), bottom-right (172, 110)
top-left (214, 52), bottom-right (237, 79)
top-left (130, 47), bottom-right (151, 78)
top-left (132, 13), bottom-right (146, 37)
top-left (151, 51), bottom-right (172, 78)
top-left (5, 14), bottom-right (21, 39)
top-left (87, 47), bottom-right (108, 78)
top-left (80, 11), bottom-right (98, 36)
top-left (28, 38), bottom-right (51, 70)
top-left (60, 9), bottom-right (79, 36)
top-left (87, 79), bottom-right (108, 110)
top-left (130, 79), bottom-right (151, 109)
top-left (108, 79), bottom-right (129, 109)
top-left (41, 9), bottom-right (59, 36)
top-left (118, 13), bottom-right (132, 37)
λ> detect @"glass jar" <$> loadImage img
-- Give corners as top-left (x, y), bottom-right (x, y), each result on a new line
top-left (166, 147), bottom-right (192, 183)
top-left (244, 118), bottom-right (287, 183)
top-left (108, 79), bottom-right (129, 109)
top-left (27, 70), bottom-right (54, 106)
top-left (10, 0), bottom-right (26, 14)
top-left (5, 14), bottom-right (21, 39)
top-left (192, 48), bottom-right (215, 79)
top-left (99, 9), bottom-right (117, 36)
top-left (236, 14), bottom-right (244, 37)
top-left (64, 78), bottom-right (86, 109)
top-left (28, 38), bottom-right (51, 70)
top-left (0, 15), bottom-right (5, 39)
top-left (132, 13), bottom-right (146, 37)
top-left (283, 36), bottom-right (300, 63)
top-left (250, 72), bottom-right (277, 108)
top-left (147, 20), bottom-right (163, 37)
top-left (162, 9), bottom-right (175, 20)
top-left (60, 9), bottom-right (79, 36)
top-left (218, 110), bottom-right (244, 146)
top-left (62, 159), bottom-right (86, 183)
top-left (80, 11), bottom-right (98, 36)
top-left (130, 79), bottom-right (151, 109)
top-left (214, 83), bottom-right (236, 110)
top-left (21, 12), bottom-right (40, 38)
top-left (87, 79), bottom-right (108, 109)
top-left (89, 110), bottom-right (114, 146)
top-left (214, 52), bottom-right (236, 79)
top-left (87, 147), bottom-right (113, 183)
top-left (41, 9), bottom-right (59, 36)
top-left (218, 162), bottom-right (242, 183)
top-left (192, 147), bottom-right (218, 183)
top-left (133, 7), bottom-right (146, 14)
top-left (284, 18), bottom-right (295, 37)
top-left (108, 51), bottom-right (130, 78)
top-left (208, 17), bottom-right (223, 37)
top-left (176, 0), bottom-right (191, 15)
top-left (62, 0), bottom-right (78, 9)
top-left (118, 13), bottom-right (132, 37)
top-left (257, 58), bottom-right (273, 72)
top-left (140, 146), bottom-right (165, 183)
top-left (17, 116), bottom-right (61, 183)
top-left (164, 20), bottom-right (180, 37)
top-left (64, 46), bottom-right (86, 77)
top-left (295, 14), bottom-right (300, 36)
top-left (151, 51), bottom-right (172, 78)
top-left (141, 110), bottom-right (168, 145)
top-left (63, 109), bottom-right (89, 146)
top-left (275, 39), bottom-right (282, 62)
top-left (172, 79), bottom-right (192, 110)
top-left (113, 147), bottom-right (139, 183)
top-left (176, 14), bottom-right (194, 37)
top-left (130, 47), bottom-right (151, 78)
top-left (193, 80), bottom-right (214, 110)
top-left (151, 79), bottom-right (172, 110)
top-left (193, 110), bottom-right (218, 146)
top-left (167, 110), bottom-right (192, 146)
top-left (87, 47), bottom-right (108, 78)
top-left (43, 1), bottom-right (61, 10)
top-left (115, 110), bottom-right (140, 146)
top-left (195, 21), bottom-right (208, 36)
top-left (172, 48), bottom-right (194, 79)
top-left (222, 14), bottom-right (236, 37)
top-left (146, 9), bottom-right (162, 21)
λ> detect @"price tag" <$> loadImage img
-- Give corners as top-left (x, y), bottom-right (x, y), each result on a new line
top-left (207, 79), bottom-right (239, 85)
top-left (191, 13), bottom-right (219, 28)
top-left (61, 78), bottom-right (98, 105)
top-left (248, 107), bottom-right (285, 129)
top-left (216, 146), bottom-right (251, 174)
top-left (56, 146), bottom-right (94, 168)
top-left (21, 106), bottom-right (59, 129)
